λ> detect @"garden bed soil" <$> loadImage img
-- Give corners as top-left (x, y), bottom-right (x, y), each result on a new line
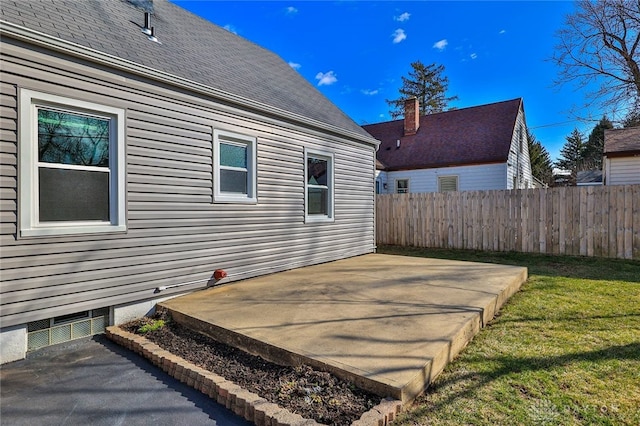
top-left (121, 312), bottom-right (378, 425)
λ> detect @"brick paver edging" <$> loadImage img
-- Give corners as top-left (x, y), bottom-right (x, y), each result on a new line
top-left (105, 326), bottom-right (402, 426)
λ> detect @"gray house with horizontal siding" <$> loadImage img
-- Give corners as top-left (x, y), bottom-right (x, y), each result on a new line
top-left (0, 0), bottom-right (379, 363)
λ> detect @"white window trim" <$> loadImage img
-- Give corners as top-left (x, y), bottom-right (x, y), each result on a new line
top-left (213, 129), bottom-right (257, 204)
top-left (438, 175), bottom-right (459, 192)
top-left (396, 178), bottom-right (409, 194)
top-left (304, 148), bottom-right (334, 223)
top-left (19, 89), bottom-right (126, 237)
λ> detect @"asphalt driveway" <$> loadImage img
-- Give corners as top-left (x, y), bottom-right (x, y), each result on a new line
top-left (0, 335), bottom-right (250, 426)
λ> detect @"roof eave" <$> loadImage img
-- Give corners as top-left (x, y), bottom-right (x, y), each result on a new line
top-left (0, 20), bottom-right (379, 148)
top-left (604, 150), bottom-right (640, 157)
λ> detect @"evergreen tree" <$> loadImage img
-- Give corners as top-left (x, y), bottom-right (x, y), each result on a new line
top-left (527, 129), bottom-right (553, 186)
top-left (583, 116), bottom-right (613, 170)
top-left (555, 128), bottom-right (586, 185)
top-left (386, 61), bottom-right (458, 119)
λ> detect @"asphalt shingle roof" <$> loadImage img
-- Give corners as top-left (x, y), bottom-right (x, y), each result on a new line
top-left (604, 127), bottom-right (640, 155)
top-left (0, 0), bottom-right (374, 141)
top-left (364, 98), bottom-right (522, 171)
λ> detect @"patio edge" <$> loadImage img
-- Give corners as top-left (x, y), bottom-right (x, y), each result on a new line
top-left (105, 326), bottom-right (402, 426)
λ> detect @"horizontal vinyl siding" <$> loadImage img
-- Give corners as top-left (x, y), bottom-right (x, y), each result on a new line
top-left (0, 82), bottom-right (17, 240)
top-left (607, 157), bottom-right (640, 185)
top-left (381, 163), bottom-right (507, 194)
top-left (0, 39), bottom-right (375, 327)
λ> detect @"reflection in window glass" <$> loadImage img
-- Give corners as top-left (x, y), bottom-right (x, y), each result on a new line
top-left (307, 157), bottom-right (327, 186)
top-left (220, 143), bottom-right (247, 168)
top-left (38, 109), bottom-right (109, 167)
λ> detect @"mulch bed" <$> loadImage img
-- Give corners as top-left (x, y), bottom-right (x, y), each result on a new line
top-left (120, 311), bottom-right (378, 425)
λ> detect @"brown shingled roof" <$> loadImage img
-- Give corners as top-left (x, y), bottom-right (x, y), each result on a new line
top-left (364, 98), bottom-right (523, 171)
top-left (604, 127), bottom-right (640, 155)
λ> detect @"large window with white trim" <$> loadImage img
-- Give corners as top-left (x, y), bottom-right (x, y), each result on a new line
top-left (213, 129), bottom-right (257, 203)
top-left (305, 149), bottom-right (334, 222)
top-left (19, 89), bottom-right (126, 237)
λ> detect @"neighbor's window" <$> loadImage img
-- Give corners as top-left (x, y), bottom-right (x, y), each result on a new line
top-left (396, 179), bottom-right (409, 194)
top-left (305, 149), bottom-right (334, 222)
top-left (438, 175), bottom-right (458, 192)
top-left (19, 89), bottom-right (126, 237)
top-left (213, 129), bottom-right (257, 203)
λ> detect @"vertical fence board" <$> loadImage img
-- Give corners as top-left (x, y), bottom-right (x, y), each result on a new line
top-left (633, 185), bottom-right (640, 259)
top-left (608, 186), bottom-right (617, 258)
top-left (538, 188), bottom-right (546, 253)
top-left (558, 187), bottom-right (566, 254)
top-left (570, 187), bottom-right (580, 255)
top-left (624, 185), bottom-right (633, 259)
top-left (615, 186), bottom-right (624, 258)
top-left (586, 186), bottom-right (595, 256)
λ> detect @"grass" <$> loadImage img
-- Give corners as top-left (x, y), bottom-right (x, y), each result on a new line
top-left (378, 245), bottom-right (640, 426)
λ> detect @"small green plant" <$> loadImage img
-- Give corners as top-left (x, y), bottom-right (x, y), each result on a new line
top-left (137, 319), bottom-right (165, 334)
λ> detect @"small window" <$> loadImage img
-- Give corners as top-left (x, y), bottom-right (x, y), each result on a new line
top-left (213, 129), bottom-right (257, 203)
top-left (396, 179), bottom-right (409, 194)
top-left (19, 89), bottom-right (126, 237)
top-left (438, 175), bottom-right (458, 192)
top-left (305, 149), bottom-right (334, 222)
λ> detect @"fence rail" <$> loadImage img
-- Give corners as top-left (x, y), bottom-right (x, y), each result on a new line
top-left (376, 185), bottom-right (640, 260)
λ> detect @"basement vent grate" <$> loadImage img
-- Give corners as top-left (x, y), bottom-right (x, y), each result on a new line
top-left (27, 308), bottom-right (110, 352)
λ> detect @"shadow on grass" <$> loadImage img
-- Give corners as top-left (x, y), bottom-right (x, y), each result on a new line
top-left (378, 245), bottom-right (640, 283)
top-left (406, 342), bottom-right (640, 421)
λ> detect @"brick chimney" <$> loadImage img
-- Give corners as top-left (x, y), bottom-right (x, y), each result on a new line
top-left (404, 97), bottom-right (420, 136)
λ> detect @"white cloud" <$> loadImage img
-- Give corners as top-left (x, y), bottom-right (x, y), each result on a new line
top-left (361, 89), bottom-right (379, 96)
top-left (223, 24), bottom-right (237, 34)
top-left (499, 29), bottom-right (506, 34)
top-left (315, 71), bottom-right (337, 86)
top-left (392, 29), bottom-right (406, 44)
top-left (285, 6), bottom-right (298, 15)
top-left (394, 12), bottom-right (410, 22)
top-left (433, 39), bottom-right (448, 51)
top-left (470, 53), bottom-right (478, 59)
top-left (289, 62), bottom-right (301, 70)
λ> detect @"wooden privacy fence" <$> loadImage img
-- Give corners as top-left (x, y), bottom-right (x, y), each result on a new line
top-left (376, 185), bottom-right (640, 260)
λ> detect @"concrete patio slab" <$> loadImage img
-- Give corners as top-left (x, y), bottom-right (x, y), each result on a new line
top-left (159, 253), bottom-right (527, 403)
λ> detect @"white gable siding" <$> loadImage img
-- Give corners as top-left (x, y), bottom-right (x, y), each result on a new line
top-left (506, 107), bottom-right (533, 189)
top-left (605, 156), bottom-right (640, 185)
top-left (379, 163), bottom-right (507, 194)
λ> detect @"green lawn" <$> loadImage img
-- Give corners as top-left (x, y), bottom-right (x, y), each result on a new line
top-left (378, 245), bottom-right (640, 426)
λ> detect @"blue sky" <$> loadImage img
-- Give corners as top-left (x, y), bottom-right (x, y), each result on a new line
top-left (173, 1), bottom-right (605, 162)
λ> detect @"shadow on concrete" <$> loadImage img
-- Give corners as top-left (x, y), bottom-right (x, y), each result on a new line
top-left (0, 335), bottom-right (250, 426)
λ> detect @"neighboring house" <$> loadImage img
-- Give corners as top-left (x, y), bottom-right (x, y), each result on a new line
top-left (603, 127), bottom-right (640, 185)
top-left (363, 98), bottom-right (533, 194)
top-left (577, 170), bottom-right (603, 186)
top-left (0, 0), bottom-right (379, 362)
